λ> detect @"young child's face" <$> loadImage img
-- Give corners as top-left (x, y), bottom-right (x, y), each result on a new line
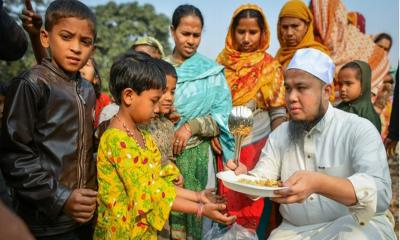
top-left (40, 17), bottom-right (95, 74)
top-left (80, 58), bottom-right (96, 83)
top-left (159, 75), bottom-right (177, 114)
top-left (128, 89), bottom-right (163, 123)
top-left (338, 68), bottom-right (362, 102)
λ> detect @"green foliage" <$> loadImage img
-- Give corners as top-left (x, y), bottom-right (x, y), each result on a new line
top-left (93, 2), bottom-right (171, 91)
top-left (0, 1), bottom-right (172, 92)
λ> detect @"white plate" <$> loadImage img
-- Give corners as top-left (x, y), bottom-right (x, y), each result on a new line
top-left (216, 171), bottom-right (287, 197)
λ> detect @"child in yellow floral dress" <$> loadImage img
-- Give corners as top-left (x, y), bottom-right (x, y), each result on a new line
top-left (94, 52), bottom-right (236, 240)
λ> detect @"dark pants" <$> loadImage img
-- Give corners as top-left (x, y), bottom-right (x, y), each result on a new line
top-left (36, 223), bottom-right (94, 240)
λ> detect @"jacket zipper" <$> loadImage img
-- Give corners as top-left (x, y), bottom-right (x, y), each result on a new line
top-left (74, 81), bottom-right (86, 188)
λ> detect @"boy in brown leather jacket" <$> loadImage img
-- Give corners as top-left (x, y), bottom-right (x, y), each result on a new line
top-left (0, 0), bottom-right (97, 238)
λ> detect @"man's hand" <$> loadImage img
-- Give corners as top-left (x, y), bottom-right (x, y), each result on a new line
top-left (63, 189), bottom-right (97, 223)
top-left (224, 160), bottom-right (248, 175)
top-left (271, 171), bottom-right (318, 204)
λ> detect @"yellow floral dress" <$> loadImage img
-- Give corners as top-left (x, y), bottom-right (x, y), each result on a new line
top-left (94, 128), bottom-right (177, 240)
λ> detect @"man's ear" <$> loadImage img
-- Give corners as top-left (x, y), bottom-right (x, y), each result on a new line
top-left (323, 83), bottom-right (333, 101)
top-left (40, 28), bottom-right (50, 48)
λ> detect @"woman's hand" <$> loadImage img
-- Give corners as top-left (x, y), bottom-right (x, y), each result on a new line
top-left (173, 124), bottom-right (192, 155)
top-left (202, 203), bottom-right (236, 225)
top-left (199, 188), bottom-right (226, 204)
top-left (210, 137), bottom-right (222, 155)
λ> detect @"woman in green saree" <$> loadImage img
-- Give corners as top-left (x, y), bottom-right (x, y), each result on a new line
top-left (165, 4), bottom-right (235, 240)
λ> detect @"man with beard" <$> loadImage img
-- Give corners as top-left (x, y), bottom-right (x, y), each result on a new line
top-left (231, 48), bottom-right (396, 239)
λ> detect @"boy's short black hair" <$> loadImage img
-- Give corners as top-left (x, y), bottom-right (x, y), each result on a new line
top-left (154, 59), bottom-right (177, 79)
top-left (45, 0), bottom-right (96, 39)
top-left (109, 51), bottom-right (166, 105)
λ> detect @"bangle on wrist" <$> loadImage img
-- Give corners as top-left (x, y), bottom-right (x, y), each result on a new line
top-left (196, 203), bottom-right (204, 218)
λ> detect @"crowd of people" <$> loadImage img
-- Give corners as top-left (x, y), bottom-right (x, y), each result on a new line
top-left (0, 0), bottom-right (398, 239)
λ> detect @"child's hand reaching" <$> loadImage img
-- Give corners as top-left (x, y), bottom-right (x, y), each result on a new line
top-left (63, 188), bottom-right (97, 223)
top-left (173, 174), bottom-right (184, 187)
top-left (202, 203), bottom-right (236, 225)
top-left (20, 8), bottom-right (42, 36)
top-left (198, 188), bottom-right (226, 204)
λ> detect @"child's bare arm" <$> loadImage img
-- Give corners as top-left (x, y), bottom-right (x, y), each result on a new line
top-left (20, 4), bottom-right (48, 63)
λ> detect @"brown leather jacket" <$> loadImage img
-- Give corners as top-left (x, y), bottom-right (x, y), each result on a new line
top-left (0, 59), bottom-right (96, 237)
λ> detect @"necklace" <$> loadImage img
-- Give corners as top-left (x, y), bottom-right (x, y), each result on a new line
top-left (114, 114), bottom-right (146, 149)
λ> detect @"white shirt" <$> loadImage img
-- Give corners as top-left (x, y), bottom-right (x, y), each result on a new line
top-left (249, 104), bottom-right (392, 227)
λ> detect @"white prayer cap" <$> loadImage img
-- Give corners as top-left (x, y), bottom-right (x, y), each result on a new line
top-left (287, 48), bottom-right (335, 84)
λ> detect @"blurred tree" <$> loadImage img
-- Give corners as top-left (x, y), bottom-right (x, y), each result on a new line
top-left (93, 2), bottom-right (171, 91)
top-left (0, 1), bottom-right (172, 92)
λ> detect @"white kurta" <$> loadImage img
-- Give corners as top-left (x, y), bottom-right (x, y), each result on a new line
top-left (249, 104), bottom-right (396, 240)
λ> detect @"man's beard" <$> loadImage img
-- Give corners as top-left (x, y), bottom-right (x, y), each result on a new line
top-left (288, 99), bottom-right (326, 144)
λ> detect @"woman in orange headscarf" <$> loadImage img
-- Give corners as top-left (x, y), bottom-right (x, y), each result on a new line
top-left (217, 4), bottom-right (286, 238)
top-left (275, 0), bottom-right (329, 69)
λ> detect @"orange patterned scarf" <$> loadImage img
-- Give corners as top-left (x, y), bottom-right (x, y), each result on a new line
top-left (275, 0), bottom-right (329, 69)
top-left (217, 4), bottom-right (285, 108)
top-left (311, 0), bottom-right (390, 95)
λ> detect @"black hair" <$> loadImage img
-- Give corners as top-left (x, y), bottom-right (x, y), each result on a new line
top-left (340, 62), bottom-right (362, 81)
top-left (45, 0), bottom-right (96, 40)
top-left (109, 51), bottom-right (166, 105)
top-left (171, 4), bottom-right (204, 29)
top-left (0, 82), bottom-right (8, 96)
top-left (374, 33), bottom-right (392, 51)
top-left (154, 59), bottom-right (177, 79)
top-left (231, 9), bottom-right (266, 35)
top-left (91, 58), bottom-right (102, 98)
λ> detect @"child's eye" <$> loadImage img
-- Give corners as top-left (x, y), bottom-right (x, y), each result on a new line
top-left (60, 34), bottom-right (71, 40)
top-left (81, 39), bottom-right (93, 46)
